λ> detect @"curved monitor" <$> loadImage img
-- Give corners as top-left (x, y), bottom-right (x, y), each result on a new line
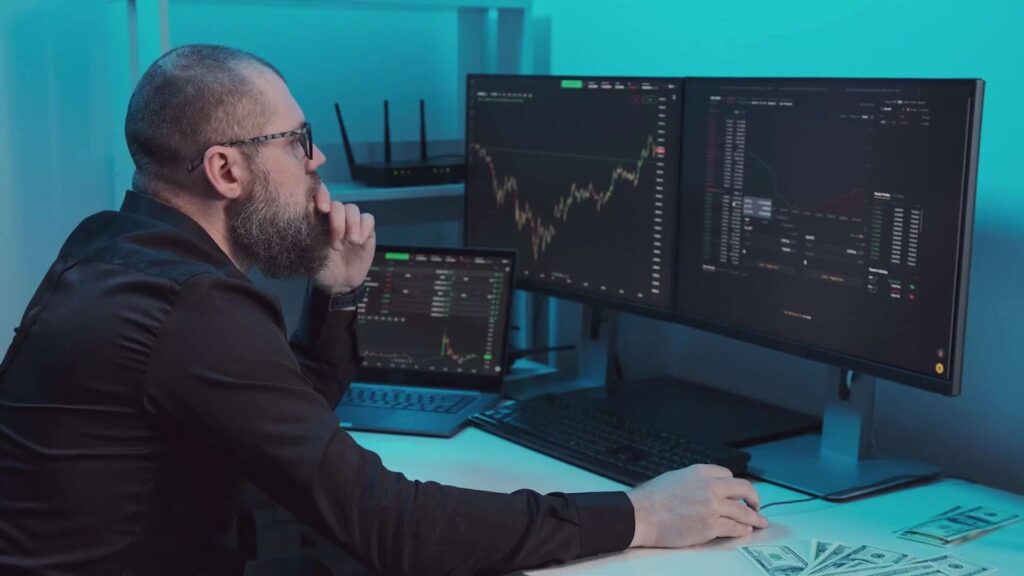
top-left (465, 75), bottom-right (983, 396)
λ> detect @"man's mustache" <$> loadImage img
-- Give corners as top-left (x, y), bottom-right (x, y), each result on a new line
top-left (309, 173), bottom-right (323, 197)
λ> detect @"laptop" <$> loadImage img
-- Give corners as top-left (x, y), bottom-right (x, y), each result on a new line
top-left (336, 245), bottom-right (516, 437)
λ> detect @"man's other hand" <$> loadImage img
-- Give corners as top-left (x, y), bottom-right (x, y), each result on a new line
top-left (627, 464), bottom-right (768, 548)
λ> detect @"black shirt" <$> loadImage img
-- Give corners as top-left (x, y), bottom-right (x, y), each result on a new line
top-left (0, 191), bottom-right (634, 575)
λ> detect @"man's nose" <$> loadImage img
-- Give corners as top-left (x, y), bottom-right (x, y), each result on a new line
top-left (310, 143), bottom-right (327, 169)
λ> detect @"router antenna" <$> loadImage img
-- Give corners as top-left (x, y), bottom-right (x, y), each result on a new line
top-left (333, 102), bottom-right (358, 179)
top-left (383, 99), bottom-right (392, 164)
top-left (419, 99), bottom-right (428, 162)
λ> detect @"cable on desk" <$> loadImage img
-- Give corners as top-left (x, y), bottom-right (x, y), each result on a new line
top-left (760, 495), bottom-right (820, 511)
top-left (758, 471), bottom-right (960, 511)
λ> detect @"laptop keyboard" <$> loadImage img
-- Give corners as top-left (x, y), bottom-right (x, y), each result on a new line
top-left (341, 386), bottom-right (475, 414)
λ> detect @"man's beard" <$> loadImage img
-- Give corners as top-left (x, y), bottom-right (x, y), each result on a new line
top-left (228, 160), bottom-right (331, 278)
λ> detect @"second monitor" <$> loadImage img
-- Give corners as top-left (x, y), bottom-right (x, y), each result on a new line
top-left (678, 77), bottom-right (982, 393)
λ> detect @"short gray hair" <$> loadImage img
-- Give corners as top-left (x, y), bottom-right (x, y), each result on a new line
top-left (125, 44), bottom-right (286, 192)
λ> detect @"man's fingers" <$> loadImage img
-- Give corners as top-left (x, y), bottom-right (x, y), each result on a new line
top-left (329, 201), bottom-right (347, 249)
top-left (344, 203), bottom-right (363, 243)
top-left (714, 478), bottom-right (761, 510)
top-left (717, 497), bottom-right (768, 529)
top-left (360, 212), bottom-right (376, 243)
top-left (327, 202), bottom-right (375, 248)
top-left (714, 517), bottom-right (754, 539)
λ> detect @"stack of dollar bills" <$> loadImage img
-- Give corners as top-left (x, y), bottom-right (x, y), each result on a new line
top-left (740, 541), bottom-right (998, 576)
top-left (895, 506), bottom-right (1020, 547)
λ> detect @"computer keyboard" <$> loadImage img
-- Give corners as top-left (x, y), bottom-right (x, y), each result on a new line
top-left (341, 386), bottom-right (475, 414)
top-left (470, 394), bottom-right (751, 486)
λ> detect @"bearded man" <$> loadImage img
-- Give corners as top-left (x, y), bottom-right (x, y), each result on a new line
top-left (0, 45), bottom-right (766, 575)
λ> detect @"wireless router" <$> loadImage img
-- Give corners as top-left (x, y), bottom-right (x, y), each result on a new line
top-left (334, 99), bottom-right (465, 188)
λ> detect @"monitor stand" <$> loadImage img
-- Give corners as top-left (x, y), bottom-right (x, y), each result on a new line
top-left (745, 366), bottom-right (940, 501)
top-left (505, 305), bottom-right (819, 448)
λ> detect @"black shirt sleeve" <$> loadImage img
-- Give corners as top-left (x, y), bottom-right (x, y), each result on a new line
top-left (288, 283), bottom-right (358, 408)
top-left (141, 274), bottom-right (634, 576)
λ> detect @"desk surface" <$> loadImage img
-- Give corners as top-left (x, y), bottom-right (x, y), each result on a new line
top-left (350, 427), bottom-right (1024, 575)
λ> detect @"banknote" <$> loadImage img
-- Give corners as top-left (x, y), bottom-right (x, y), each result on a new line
top-left (741, 545), bottom-right (809, 576)
top-left (804, 542), bottom-right (853, 573)
top-left (914, 554), bottom-right (997, 576)
top-left (802, 542), bottom-right (852, 575)
top-left (741, 542), bottom-right (997, 576)
top-left (822, 564), bottom-right (941, 576)
top-left (819, 563), bottom-right (939, 576)
top-left (810, 540), bottom-right (836, 565)
top-left (807, 544), bottom-right (911, 575)
top-left (897, 506), bottom-right (1020, 547)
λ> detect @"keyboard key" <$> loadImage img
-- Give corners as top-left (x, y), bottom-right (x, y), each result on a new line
top-left (342, 387), bottom-right (475, 414)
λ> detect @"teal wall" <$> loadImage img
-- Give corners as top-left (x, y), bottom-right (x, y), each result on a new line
top-left (0, 1), bottom-right (121, 352)
top-left (167, 2), bottom-right (463, 176)
top-left (535, 0), bottom-right (1024, 493)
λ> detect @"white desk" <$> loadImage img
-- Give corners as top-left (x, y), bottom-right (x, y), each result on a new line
top-left (351, 427), bottom-right (1024, 575)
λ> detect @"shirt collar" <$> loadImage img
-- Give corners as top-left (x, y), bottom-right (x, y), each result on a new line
top-left (119, 189), bottom-right (249, 281)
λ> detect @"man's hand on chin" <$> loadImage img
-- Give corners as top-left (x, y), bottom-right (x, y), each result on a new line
top-left (312, 183), bottom-right (376, 294)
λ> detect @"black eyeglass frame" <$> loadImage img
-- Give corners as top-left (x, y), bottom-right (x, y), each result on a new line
top-left (186, 123), bottom-right (313, 172)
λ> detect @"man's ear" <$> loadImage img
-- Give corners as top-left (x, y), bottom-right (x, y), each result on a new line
top-left (201, 146), bottom-right (249, 201)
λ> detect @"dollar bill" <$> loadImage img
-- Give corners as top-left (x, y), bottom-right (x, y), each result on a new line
top-left (894, 507), bottom-right (963, 540)
top-left (896, 532), bottom-right (948, 548)
top-left (816, 563), bottom-right (933, 576)
top-left (743, 540), bottom-right (998, 576)
top-left (807, 544), bottom-right (911, 575)
top-left (915, 554), bottom-right (997, 576)
top-left (898, 506), bottom-right (1020, 547)
top-left (804, 542), bottom-right (853, 574)
top-left (810, 540), bottom-right (835, 564)
top-left (807, 553), bottom-right (997, 576)
top-left (741, 545), bottom-right (808, 576)
top-left (897, 528), bottom-right (942, 545)
top-left (824, 564), bottom-right (942, 576)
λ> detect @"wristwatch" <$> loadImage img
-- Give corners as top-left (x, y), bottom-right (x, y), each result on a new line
top-left (328, 283), bottom-right (366, 311)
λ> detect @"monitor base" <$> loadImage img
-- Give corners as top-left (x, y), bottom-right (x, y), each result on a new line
top-left (746, 366), bottom-right (941, 500)
top-left (747, 434), bottom-right (940, 500)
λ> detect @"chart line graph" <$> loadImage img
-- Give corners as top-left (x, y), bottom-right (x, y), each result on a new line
top-left (470, 135), bottom-right (660, 259)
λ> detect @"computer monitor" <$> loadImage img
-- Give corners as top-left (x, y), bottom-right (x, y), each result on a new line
top-left (464, 74), bottom-right (682, 311)
top-left (678, 77), bottom-right (984, 498)
top-left (463, 75), bottom-right (983, 499)
top-left (677, 77), bottom-right (984, 396)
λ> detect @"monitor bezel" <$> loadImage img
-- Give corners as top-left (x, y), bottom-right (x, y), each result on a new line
top-left (463, 74), bottom-right (983, 396)
top-left (354, 244), bottom-right (517, 393)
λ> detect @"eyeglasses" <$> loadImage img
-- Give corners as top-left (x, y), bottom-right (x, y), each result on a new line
top-left (187, 122), bottom-right (313, 172)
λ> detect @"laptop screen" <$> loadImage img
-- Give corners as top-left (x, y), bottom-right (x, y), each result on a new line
top-left (355, 245), bottom-right (515, 391)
